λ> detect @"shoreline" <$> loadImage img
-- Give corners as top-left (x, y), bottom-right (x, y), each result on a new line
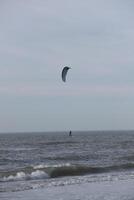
top-left (1, 178), bottom-right (134, 200)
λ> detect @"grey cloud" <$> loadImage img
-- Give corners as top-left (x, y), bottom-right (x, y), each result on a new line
top-left (0, 0), bottom-right (134, 131)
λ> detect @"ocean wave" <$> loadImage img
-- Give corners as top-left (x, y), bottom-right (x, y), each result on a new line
top-left (33, 163), bottom-right (71, 169)
top-left (48, 163), bottom-right (134, 178)
top-left (1, 163), bottom-right (134, 182)
top-left (2, 170), bottom-right (49, 182)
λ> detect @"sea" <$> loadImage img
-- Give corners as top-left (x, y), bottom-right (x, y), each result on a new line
top-left (1, 130), bottom-right (134, 200)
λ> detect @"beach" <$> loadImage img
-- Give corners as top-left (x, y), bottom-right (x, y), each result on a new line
top-left (1, 178), bottom-right (134, 200)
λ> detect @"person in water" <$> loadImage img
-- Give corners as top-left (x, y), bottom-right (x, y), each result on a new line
top-left (69, 131), bottom-right (72, 136)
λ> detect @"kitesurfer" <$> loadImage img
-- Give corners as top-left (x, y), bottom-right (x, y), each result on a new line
top-left (69, 131), bottom-right (72, 136)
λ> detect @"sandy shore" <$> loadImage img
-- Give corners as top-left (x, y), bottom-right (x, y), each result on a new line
top-left (1, 178), bottom-right (134, 200)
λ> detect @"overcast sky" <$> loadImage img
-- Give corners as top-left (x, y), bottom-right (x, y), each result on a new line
top-left (0, 0), bottom-right (134, 132)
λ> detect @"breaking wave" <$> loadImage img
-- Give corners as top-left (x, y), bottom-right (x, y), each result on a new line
top-left (1, 163), bottom-right (134, 182)
top-left (2, 170), bottom-right (49, 182)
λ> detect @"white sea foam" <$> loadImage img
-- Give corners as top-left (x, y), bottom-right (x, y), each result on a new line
top-left (31, 170), bottom-right (49, 179)
top-left (3, 170), bottom-right (49, 182)
top-left (33, 163), bottom-right (71, 169)
top-left (3, 172), bottom-right (26, 181)
top-left (1, 178), bottom-right (134, 200)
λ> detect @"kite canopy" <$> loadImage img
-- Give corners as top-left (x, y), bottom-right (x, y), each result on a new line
top-left (61, 66), bottom-right (71, 82)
